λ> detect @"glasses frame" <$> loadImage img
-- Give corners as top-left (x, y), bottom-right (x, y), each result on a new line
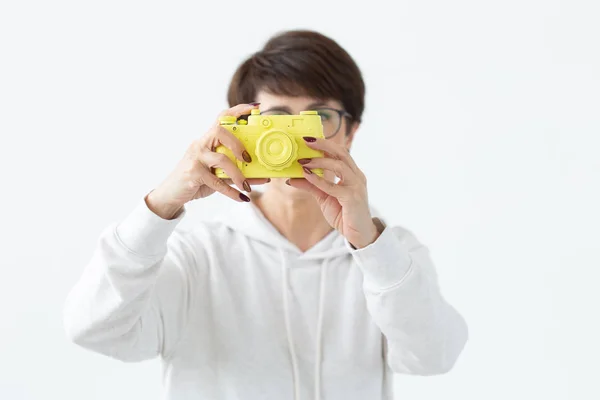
top-left (260, 107), bottom-right (353, 139)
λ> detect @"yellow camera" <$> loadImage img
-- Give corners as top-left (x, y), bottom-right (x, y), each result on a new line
top-left (215, 109), bottom-right (324, 178)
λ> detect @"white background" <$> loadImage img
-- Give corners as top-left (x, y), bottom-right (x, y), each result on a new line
top-left (1, 0), bottom-right (598, 399)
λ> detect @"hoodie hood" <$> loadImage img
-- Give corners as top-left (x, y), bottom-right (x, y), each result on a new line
top-left (214, 197), bottom-right (352, 261)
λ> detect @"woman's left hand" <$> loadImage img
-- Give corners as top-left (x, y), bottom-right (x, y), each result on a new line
top-left (288, 136), bottom-right (380, 249)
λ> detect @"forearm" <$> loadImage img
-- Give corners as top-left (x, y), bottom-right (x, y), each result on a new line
top-left (366, 267), bottom-right (468, 375)
top-left (63, 200), bottom-right (187, 361)
top-left (349, 225), bottom-right (468, 375)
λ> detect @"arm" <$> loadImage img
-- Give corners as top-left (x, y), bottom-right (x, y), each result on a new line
top-left (349, 223), bottom-right (468, 375)
top-left (64, 103), bottom-right (270, 361)
top-left (63, 199), bottom-right (196, 362)
top-left (64, 103), bottom-right (271, 362)
top-left (286, 136), bottom-right (468, 374)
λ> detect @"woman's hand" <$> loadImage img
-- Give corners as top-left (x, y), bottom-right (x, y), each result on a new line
top-left (288, 137), bottom-right (380, 249)
top-left (146, 104), bottom-right (269, 220)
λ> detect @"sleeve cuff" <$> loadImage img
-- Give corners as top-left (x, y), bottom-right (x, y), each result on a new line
top-left (115, 198), bottom-right (186, 258)
top-left (345, 225), bottom-right (414, 291)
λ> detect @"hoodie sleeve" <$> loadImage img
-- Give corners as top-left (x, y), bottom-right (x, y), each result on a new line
top-left (346, 223), bottom-right (468, 375)
top-left (63, 199), bottom-right (197, 362)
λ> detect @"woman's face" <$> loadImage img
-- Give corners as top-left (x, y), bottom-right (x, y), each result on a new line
top-left (254, 91), bottom-right (359, 189)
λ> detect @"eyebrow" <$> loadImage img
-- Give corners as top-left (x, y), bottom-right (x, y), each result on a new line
top-left (261, 102), bottom-right (330, 114)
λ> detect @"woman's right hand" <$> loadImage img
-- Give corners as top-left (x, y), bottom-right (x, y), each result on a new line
top-left (146, 103), bottom-right (268, 220)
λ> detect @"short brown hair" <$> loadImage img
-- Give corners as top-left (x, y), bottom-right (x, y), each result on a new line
top-left (227, 30), bottom-right (365, 124)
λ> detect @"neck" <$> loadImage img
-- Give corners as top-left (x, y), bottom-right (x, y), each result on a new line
top-left (252, 186), bottom-right (333, 252)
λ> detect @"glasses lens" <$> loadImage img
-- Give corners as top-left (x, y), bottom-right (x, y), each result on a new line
top-left (316, 109), bottom-right (341, 138)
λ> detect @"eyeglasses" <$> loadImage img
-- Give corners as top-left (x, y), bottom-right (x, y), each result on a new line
top-left (260, 107), bottom-right (353, 139)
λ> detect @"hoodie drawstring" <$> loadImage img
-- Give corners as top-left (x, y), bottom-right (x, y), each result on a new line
top-left (281, 250), bottom-right (301, 400)
top-left (314, 258), bottom-right (328, 400)
top-left (281, 249), bottom-right (330, 400)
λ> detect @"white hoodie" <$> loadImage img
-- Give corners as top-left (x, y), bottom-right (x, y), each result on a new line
top-left (64, 197), bottom-right (468, 400)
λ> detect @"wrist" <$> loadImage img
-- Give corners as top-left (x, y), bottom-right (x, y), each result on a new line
top-left (351, 219), bottom-right (381, 249)
top-left (145, 191), bottom-right (184, 220)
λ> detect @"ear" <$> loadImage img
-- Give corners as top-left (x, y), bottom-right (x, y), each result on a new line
top-left (345, 121), bottom-right (360, 151)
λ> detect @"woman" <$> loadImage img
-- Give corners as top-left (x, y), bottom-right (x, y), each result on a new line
top-left (64, 30), bottom-right (468, 400)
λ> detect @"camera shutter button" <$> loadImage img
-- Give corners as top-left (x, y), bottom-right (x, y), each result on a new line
top-left (219, 116), bottom-right (237, 125)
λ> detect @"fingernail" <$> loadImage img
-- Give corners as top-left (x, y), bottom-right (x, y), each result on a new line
top-left (249, 102), bottom-right (261, 106)
top-left (266, 178), bottom-right (271, 182)
top-left (242, 151), bottom-right (252, 163)
top-left (285, 179), bottom-right (291, 186)
top-left (303, 167), bottom-right (313, 175)
top-left (240, 193), bottom-right (251, 202)
top-left (297, 158), bottom-right (311, 165)
top-left (243, 180), bottom-right (251, 193)
top-left (303, 136), bottom-right (317, 143)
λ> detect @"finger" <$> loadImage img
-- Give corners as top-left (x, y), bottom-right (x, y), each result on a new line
top-left (297, 157), bottom-right (354, 183)
top-left (213, 125), bottom-right (253, 163)
top-left (218, 103), bottom-right (259, 120)
top-left (287, 178), bottom-right (329, 203)
top-left (302, 137), bottom-right (360, 172)
top-left (202, 151), bottom-right (250, 193)
top-left (301, 167), bottom-right (342, 198)
top-left (199, 168), bottom-right (251, 203)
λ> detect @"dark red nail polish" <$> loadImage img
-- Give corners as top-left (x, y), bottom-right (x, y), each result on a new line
top-left (242, 180), bottom-right (251, 193)
top-left (242, 151), bottom-right (252, 163)
top-left (303, 136), bottom-right (317, 142)
top-left (297, 158), bottom-right (311, 165)
top-left (240, 193), bottom-right (251, 202)
top-left (266, 178), bottom-right (271, 182)
top-left (303, 167), bottom-right (313, 175)
top-left (285, 179), bottom-right (291, 186)
top-left (249, 102), bottom-right (261, 106)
